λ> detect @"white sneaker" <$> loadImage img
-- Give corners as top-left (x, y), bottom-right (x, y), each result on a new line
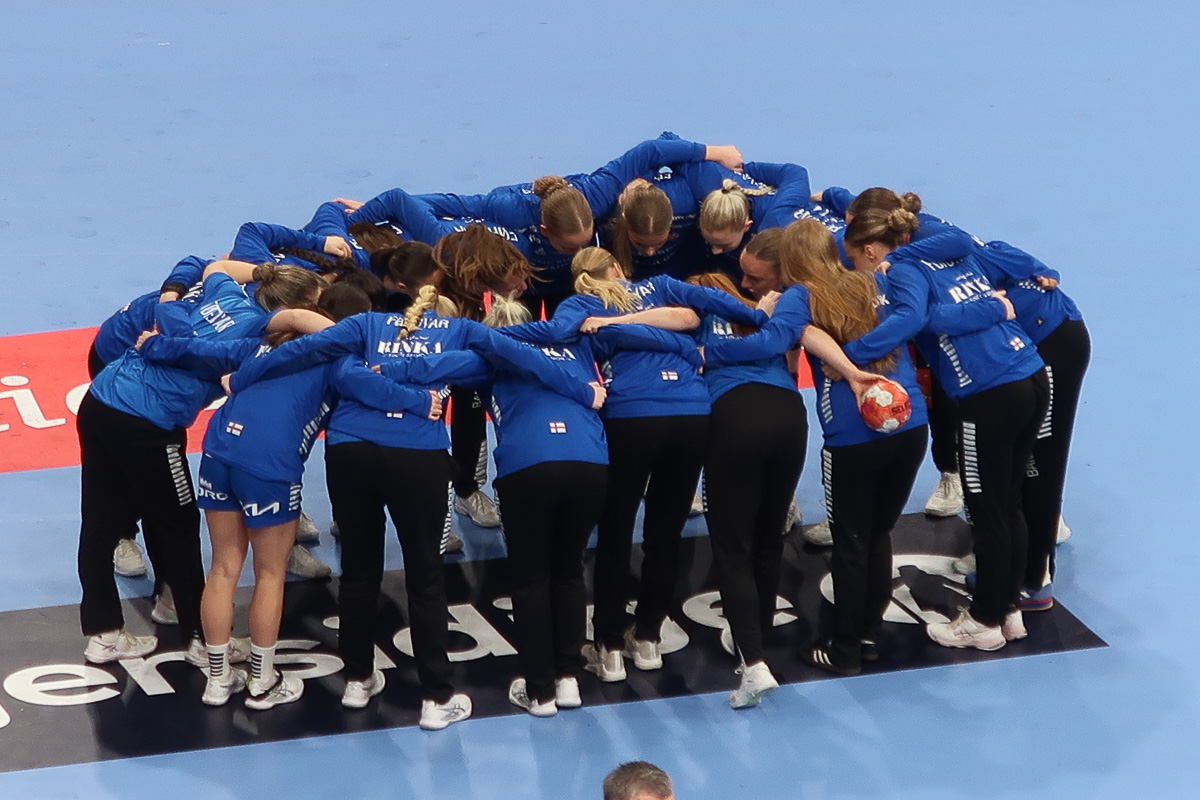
top-left (1002, 609), bottom-right (1028, 641)
top-left (623, 628), bottom-right (663, 671)
top-left (783, 497), bottom-right (802, 533)
top-left (583, 642), bottom-right (626, 682)
top-left (729, 662), bottom-right (779, 709)
top-left (185, 636), bottom-right (251, 670)
top-left (508, 679), bottom-right (557, 717)
top-left (554, 676), bottom-right (582, 709)
top-left (287, 545), bottom-right (332, 579)
top-left (84, 629), bottom-right (158, 663)
top-left (1056, 516), bottom-right (1072, 544)
top-left (454, 491), bottom-right (501, 528)
top-left (296, 512), bottom-right (321, 543)
top-left (953, 552), bottom-right (976, 575)
top-left (342, 670), bottom-right (386, 709)
top-left (202, 666), bottom-right (247, 706)
top-left (113, 538), bottom-right (147, 577)
top-left (245, 670), bottom-right (304, 710)
top-left (802, 519), bottom-right (833, 547)
top-left (151, 586), bottom-right (178, 625)
top-left (925, 472), bottom-right (964, 517)
top-left (720, 627), bottom-right (736, 657)
top-left (926, 608), bottom-right (1006, 651)
top-left (420, 692), bottom-right (473, 730)
top-left (689, 490), bottom-right (705, 517)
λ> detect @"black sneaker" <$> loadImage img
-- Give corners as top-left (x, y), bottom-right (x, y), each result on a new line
top-left (860, 639), bottom-right (880, 662)
top-left (800, 642), bottom-right (861, 677)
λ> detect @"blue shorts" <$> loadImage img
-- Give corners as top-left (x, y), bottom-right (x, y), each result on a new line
top-left (196, 454), bottom-right (302, 530)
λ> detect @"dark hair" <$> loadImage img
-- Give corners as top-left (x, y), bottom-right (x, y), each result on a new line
top-left (372, 241), bottom-right (438, 289)
top-left (328, 273), bottom-right (384, 313)
top-left (278, 248), bottom-right (357, 279)
top-left (602, 762), bottom-right (673, 800)
top-left (347, 221), bottom-right (405, 254)
top-left (317, 282), bottom-right (372, 321)
top-left (432, 224), bottom-right (534, 318)
top-left (743, 227), bottom-right (783, 267)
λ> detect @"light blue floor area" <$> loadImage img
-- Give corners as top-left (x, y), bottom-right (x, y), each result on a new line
top-left (1, 1), bottom-right (1199, 797)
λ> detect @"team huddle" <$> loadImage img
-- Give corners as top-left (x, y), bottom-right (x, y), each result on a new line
top-left (75, 132), bottom-right (1089, 729)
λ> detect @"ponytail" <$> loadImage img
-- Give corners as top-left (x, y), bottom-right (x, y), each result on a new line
top-left (252, 263), bottom-right (326, 312)
top-left (571, 247), bottom-right (636, 312)
top-left (699, 177), bottom-right (772, 235)
top-left (396, 284), bottom-right (440, 341)
top-left (843, 206), bottom-right (920, 251)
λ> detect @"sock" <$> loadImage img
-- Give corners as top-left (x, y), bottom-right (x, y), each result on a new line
top-left (207, 642), bottom-right (229, 679)
top-left (249, 643), bottom-right (276, 692)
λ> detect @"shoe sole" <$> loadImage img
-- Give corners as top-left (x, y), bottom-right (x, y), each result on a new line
top-left (926, 629), bottom-right (1006, 652)
top-left (84, 645), bottom-right (157, 664)
top-left (923, 507), bottom-right (963, 518)
top-left (730, 683), bottom-right (778, 709)
top-left (800, 650), bottom-right (861, 677)
top-left (1020, 599), bottom-right (1054, 612)
top-left (246, 681), bottom-right (304, 711)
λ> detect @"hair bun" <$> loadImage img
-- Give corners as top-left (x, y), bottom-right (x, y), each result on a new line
top-left (251, 262), bottom-right (277, 284)
top-left (899, 192), bottom-right (923, 214)
top-left (532, 175), bottom-right (570, 198)
top-left (720, 178), bottom-right (741, 194)
top-left (887, 208), bottom-right (920, 234)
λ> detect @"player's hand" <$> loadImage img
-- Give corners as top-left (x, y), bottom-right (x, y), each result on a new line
top-left (589, 382), bottom-right (607, 410)
top-left (705, 144), bottom-right (744, 172)
top-left (993, 289), bottom-right (1016, 320)
top-left (220, 374), bottom-right (233, 396)
top-left (324, 235), bottom-right (352, 259)
top-left (756, 290), bottom-right (781, 316)
top-left (333, 197), bottom-right (364, 212)
top-left (134, 329), bottom-right (158, 350)
top-left (579, 316), bottom-right (610, 335)
top-left (1035, 275), bottom-right (1059, 290)
top-left (427, 391), bottom-right (443, 420)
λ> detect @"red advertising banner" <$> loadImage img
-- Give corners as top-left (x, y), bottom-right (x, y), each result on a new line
top-left (0, 329), bottom-right (217, 474)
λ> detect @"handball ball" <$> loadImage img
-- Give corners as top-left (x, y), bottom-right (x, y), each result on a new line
top-left (858, 379), bottom-right (912, 433)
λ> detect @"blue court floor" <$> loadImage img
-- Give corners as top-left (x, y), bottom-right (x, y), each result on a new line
top-left (1, 2), bottom-right (1198, 798)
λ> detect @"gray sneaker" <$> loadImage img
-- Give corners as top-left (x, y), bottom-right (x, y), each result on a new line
top-left (296, 512), bottom-right (321, 543)
top-left (454, 491), bottom-right (501, 528)
top-left (84, 629), bottom-right (158, 663)
top-left (287, 545), bottom-right (332, 579)
top-left (420, 692), bottom-right (473, 730)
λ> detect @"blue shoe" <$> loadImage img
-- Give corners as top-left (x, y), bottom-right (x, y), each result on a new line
top-left (1019, 583), bottom-right (1054, 612)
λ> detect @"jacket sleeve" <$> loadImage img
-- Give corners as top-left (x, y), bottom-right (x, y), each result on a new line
top-left (462, 323), bottom-right (595, 407)
top-left (140, 336), bottom-right (259, 378)
top-left (496, 296), bottom-right (594, 344)
top-left (743, 162), bottom-right (812, 229)
top-left (416, 185), bottom-right (538, 231)
top-left (229, 316), bottom-right (369, 392)
top-left (892, 227), bottom-right (979, 263)
top-left (346, 188), bottom-right (457, 246)
top-left (820, 187), bottom-right (856, 219)
top-left (654, 276), bottom-right (768, 328)
top-left (330, 356), bottom-right (434, 416)
top-left (377, 351), bottom-right (494, 389)
top-left (703, 287), bottom-right (811, 366)
top-left (591, 324), bottom-right (703, 367)
top-left (231, 222), bottom-right (327, 264)
top-left (927, 297), bottom-right (1009, 335)
top-left (843, 263), bottom-right (931, 363)
top-left (980, 240), bottom-right (1061, 283)
top-left (161, 256), bottom-right (208, 294)
top-left (572, 132), bottom-right (708, 219)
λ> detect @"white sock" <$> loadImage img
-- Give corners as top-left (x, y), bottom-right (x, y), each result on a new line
top-left (207, 642), bottom-right (229, 679)
top-left (249, 643), bottom-right (276, 692)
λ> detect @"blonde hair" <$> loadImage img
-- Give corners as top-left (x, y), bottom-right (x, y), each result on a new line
top-left (611, 178), bottom-right (672, 276)
top-left (251, 263), bottom-right (326, 312)
top-left (396, 284), bottom-right (441, 341)
top-left (572, 247), bottom-right (636, 313)
top-left (699, 178), bottom-right (773, 235)
top-left (482, 294), bottom-right (532, 329)
top-left (533, 175), bottom-right (592, 238)
top-left (780, 219), bottom-right (896, 373)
